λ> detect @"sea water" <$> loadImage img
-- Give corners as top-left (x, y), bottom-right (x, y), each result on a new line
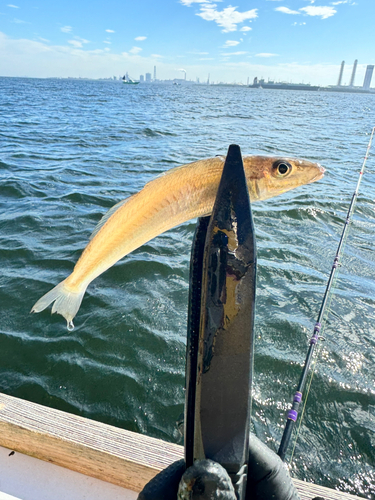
top-left (1, 77), bottom-right (374, 497)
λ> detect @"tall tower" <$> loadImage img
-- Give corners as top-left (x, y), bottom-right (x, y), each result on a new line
top-left (349, 59), bottom-right (358, 87)
top-left (337, 61), bottom-right (345, 86)
top-left (363, 65), bottom-right (374, 90)
top-left (154, 66), bottom-right (156, 81)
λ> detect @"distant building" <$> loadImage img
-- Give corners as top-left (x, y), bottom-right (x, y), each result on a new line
top-left (145, 73), bottom-right (152, 83)
top-left (154, 66), bottom-right (157, 81)
top-left (349, 59), bottom-right (358, 87)
top-left (337, 61), bottom-right (345, 86)
top-left (363, 65), bottom-right (374, 89)
top-left (140, 75), bottom-right (145, 83)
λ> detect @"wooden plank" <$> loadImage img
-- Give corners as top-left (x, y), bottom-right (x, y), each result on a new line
top-left (0, 392), bottom-right (364, 499)
top-left (0, 392), bottom-right (183, 492)
top-left (293, 478), bottom-right (363, 500)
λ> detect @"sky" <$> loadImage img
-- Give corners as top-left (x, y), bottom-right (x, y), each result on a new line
top-left (0, 0), bottom-right (374, 85)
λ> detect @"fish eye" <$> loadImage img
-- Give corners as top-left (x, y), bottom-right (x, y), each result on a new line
top-left (273, 161), bottom-right (292, 177)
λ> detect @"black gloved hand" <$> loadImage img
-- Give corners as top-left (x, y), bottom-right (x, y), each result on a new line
top-left (137, 434), bottom-right (301, 500)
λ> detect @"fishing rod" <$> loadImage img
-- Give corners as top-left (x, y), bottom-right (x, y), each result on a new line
top-left (278, 127), bottom-right (375, 461)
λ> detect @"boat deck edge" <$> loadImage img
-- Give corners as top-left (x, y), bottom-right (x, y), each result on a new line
top-left (0, 392), bottom-right (364, 499)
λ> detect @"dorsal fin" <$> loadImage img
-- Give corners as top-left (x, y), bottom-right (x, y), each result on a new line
top-left (90, 197), bottom-right (131, 241)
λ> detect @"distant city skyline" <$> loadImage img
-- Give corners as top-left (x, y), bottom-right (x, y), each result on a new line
top-left (132, 59), bottom-right (374, 90)
top-left (0, 0), bottom-right (374, 86)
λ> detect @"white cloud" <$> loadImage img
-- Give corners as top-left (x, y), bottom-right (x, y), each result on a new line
top-left (276, 4), bottom-right (337, 19)
top-left (197, 4), bottom-right (258, 32)
top-left (256, 53), bottom-right (279, 57)
top-left (103, 41), bottom-right (111, 44)
top-left (135, 36), bottom-right (147, 41)
top-left (0, 31), bottom-right (352, 86)
top-left (300, 5), bottom-right (336, 18)
top-left (0, 31), bottom-right (166, 79)
top-left (275, 6), bottom-right (300, 15)
top-left (61, 26), bottom-right (72, 33)
top-left (221, 51), bottom-right (247, 56)
top-left (129, 46), bottom-right (142, 54)
top-left (12, 18), bottom-right (27, 23)
top-left (68, 40), bottom-right (83, 48)
top-left (68, 37), bottom-right (89, 48)
top-left (223, 40), bottom-right (240, 47)
top-left (7, 4), bottom-right (19, 7)
top-left (240, 26), bottom-right (252, 32)
top-left (180, 0), bottom-right (210, 5)
top-left (105, 29), bottom-right (115, 33)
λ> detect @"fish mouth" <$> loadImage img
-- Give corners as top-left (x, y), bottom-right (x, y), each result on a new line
top-left (308, 163), bottom-right (325, 183)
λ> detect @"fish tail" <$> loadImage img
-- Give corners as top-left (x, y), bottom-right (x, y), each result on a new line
top-left (31, 279), bottom-right (86, 331)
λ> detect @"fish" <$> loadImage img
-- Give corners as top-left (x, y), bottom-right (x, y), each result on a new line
top-left (31, 155), bottom-right (324, 329)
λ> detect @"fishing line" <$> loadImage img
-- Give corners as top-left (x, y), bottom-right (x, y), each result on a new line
top-left (278, 126), bottom-right (375, 462)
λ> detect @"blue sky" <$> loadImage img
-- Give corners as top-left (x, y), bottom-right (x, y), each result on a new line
top-left (0, 0), bottom-right (373, 85)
